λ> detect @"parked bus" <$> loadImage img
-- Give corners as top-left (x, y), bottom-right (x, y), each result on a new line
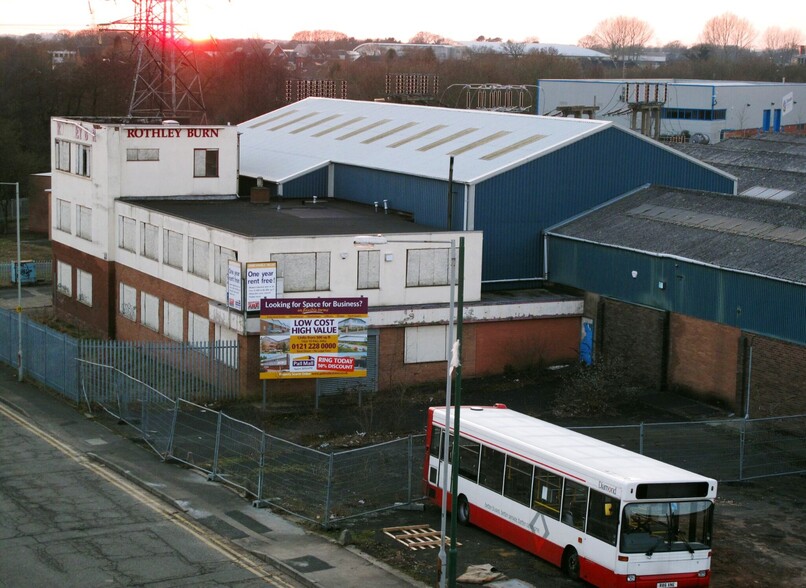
top-left (424, 404), bottom-right (716, 587)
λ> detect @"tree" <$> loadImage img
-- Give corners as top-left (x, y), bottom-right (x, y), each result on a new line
top-left (763, 26), bottom-right (802, 65)
top-left (699, 13), bottom-right (756, 58)
top-left (409, 31), bottom-right (453, 45)
top-left (501, 40), bottom-right (526, 57)
top-left (291, 30), bottom-right (348, 43)
top-left (583, 16), bottom-right (654, 72)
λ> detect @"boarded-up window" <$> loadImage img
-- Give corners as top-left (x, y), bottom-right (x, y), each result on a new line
top-left (163, 302), bottom-right (183, 341)
top-left (406, 248), bottom-right (450, 286)
top-left (193, 149), bottom-right (219, 177)
top-left (357, 249), bottom-right (380, 289)
top-left (76, 269), bottom-right (92, 306)
top-left (56, 199), bottom-right (71, 233)
top-left (56, 261), bottom-right (72, 297)
top-left (119, 282), bottom-right (137, 321)
top-left (118, 215), bottom-right (136, 252)
top-left (55, 139), bottom-right (70, 171)
top-left (214, 324), bottom-right (239, 368)
top-left (214, 245), bottom-right (237, 285)
top-left (141, 222), bottom-right (159, 260)
top-left (163, 229), bottom-right (184, 269)
top-left (77, 205), bottom-right (92, 240)
top-left (188, 311), bottom-right (209, 344)
top-left (188, 237), bottom-right (209, 278)
top-left (271, 252), bottom-right (330, 292)
top-left (126, 148), bottom-right (159, 161)
top-left (140, 291), bottom-right (159, 331)
top-left (404, 325), bottom-right (448, 363)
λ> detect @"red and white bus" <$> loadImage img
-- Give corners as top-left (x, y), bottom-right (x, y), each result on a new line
top-left (424, 404), bottom-right (717, 587)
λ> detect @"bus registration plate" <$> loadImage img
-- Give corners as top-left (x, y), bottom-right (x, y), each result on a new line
top-left (657, 583), bottom-right (677, 588)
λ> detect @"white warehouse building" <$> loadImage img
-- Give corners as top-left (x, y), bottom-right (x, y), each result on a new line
top-left (536, 79), bottom-right (806, 144)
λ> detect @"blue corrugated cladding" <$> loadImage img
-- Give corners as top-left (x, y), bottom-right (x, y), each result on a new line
top-left (547, 237), bottom-right (806, 345)
top-left (333, 164), bottom-right (458, 230)
top-left (280, 166), bottom-right (329, 198)
top-left (474, 127), bottom-right (735, 284)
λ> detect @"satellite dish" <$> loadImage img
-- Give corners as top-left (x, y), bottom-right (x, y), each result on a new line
top-left (691, 132), bottom-right (710, 144)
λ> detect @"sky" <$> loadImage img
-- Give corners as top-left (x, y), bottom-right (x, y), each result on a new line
top-left (2, 0), bottom-right (805, 48)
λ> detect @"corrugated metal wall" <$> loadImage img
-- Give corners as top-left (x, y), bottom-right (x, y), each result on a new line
top-left (473, 127), bottom-right (735, 285)
top-left (281, 166), bottom-right (329, 198)
top-left (333, 164), bottom-right (458, 230)
top-left (547, 236), bottom-right (806, 345)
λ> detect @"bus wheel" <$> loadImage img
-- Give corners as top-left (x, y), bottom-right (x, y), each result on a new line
top-left (457, 495), bottom-right (470, 525)
top-left (563, 547), bottom-right (580, 580)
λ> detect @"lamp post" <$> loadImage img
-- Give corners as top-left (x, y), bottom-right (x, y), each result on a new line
top-left (2, 182), bottom-right (22, 382)
top-left (353, 234), bottom-right (462, 588)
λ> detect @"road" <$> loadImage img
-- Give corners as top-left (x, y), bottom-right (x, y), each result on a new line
top-left (0, 401), bottom-right (301, 588)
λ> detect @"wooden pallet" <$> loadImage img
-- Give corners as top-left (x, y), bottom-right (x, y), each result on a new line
top-left (382, 524), bottom-right (461, 550)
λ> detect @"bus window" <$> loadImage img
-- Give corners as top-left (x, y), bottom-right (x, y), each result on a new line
top-left (532, 467), bottom-right (562, 519)
top-left (429, 425), bottom-right (443, 458)
top-left (586, 490), bottom-right (620, 545)
top-left (478, 445), bottom-right (506, 493)
top-left (562, 480), bottom-right (589, 531)
top-left (503, 456), bottom-right (533, 506)
top-left (457, 438), bottom-right (481, 482)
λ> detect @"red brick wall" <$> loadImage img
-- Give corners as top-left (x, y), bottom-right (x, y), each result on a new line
top-left (741, 334), bottom-right (806, 417)
top-left (52, 242), bottom-right (113, 338)
top-left (668, 314), bottom-right (740, 407)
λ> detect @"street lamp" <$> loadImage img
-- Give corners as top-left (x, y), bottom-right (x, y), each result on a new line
top-left (353, 234), bottom-right (464, 588)
top-left (1, 182), bottom-right (22, 382)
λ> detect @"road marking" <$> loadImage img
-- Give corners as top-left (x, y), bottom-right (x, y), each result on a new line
top-left (0, 403), bottom-right (297, 588)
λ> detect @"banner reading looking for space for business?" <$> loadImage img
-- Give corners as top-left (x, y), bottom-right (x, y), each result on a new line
top-left (259, 297), bottom-right (368, 380)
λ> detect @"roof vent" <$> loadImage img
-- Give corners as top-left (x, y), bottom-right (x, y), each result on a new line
top-left (162, 119), bottom-right (180, 126)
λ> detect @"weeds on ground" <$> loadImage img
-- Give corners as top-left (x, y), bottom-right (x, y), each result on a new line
top-left (550, 357), bottom-right (640, 418)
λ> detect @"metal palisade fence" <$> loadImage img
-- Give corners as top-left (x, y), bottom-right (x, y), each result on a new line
top-left (0, 306), bottom-right (239, 402)
top-left (79, 360), bottom-right (425, 526)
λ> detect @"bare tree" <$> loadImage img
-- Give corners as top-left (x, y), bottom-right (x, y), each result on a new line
top-left (699, 13), bottom-right (756, 58)
top-left (291, 30), bottom-right (349, 43)
top-left (409, 31), bottom-right (453, 44)
top-left (501, 40), bottom-right (527, 57)
top-left (763, 26), bottom-right (802, 64)
top-left (584, 17), bottom-right (654, 72)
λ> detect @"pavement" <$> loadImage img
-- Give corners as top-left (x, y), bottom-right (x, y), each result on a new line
top-left (0, 366), bottom-right (429, 588)
top-left (0, 284), bottom-right (53, 311)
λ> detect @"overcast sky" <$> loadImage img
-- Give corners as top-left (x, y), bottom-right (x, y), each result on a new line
top-left (2, 0), bottom-right (804, 48)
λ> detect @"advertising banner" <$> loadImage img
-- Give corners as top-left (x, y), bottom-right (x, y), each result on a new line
top-left (245, 261), bottom-right (277, 311)
top-left (226, 259), bottom-right (242, 311)
top-left (259, 297), bottom-right (368, 379)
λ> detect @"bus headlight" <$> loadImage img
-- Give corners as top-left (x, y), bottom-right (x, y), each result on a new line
top-left (698, 570), bottom-right (708, 578)
top-left (626, 574), bottom-right (636, 582)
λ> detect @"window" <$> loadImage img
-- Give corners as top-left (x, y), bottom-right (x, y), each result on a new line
top-left (56, 261), bottom-right (72, 297)
top-left (194, 148), bottom-right (219, 177)
top-left (76, 269), bottom-right (92, 306)
top-left (77, 205), bottom-right (92, 241)
top-left (188, 237), bottom-right (209, 278)
top-left (562, 479), bottom-right (589, 531)
top-left (188, 311), bottom-right (209, 344)
top-left (140, 291), bottom-right (159, 331)
top-left (141, 222), bottom-right (159, 260)
top-left (357, 249), bottom-right (380, 289)
top-left (55, 139), bottom-right (70, 172)
top-left (478, 445), bottom-right (506, 494)
top-left (429, 425), bottom-right (444, 459)
top-left (404, 325), bottom-right (448, 363)
top-left (118, 215), bottom-right (136, 252)
top-left (586, 490), bottom-right (620, 546)
top-left (56, 199), bottom-right (71, 233)
top-left (214, 245), bottom-right (237, 285)
top-left (214, 324), bottom-right (239, 368)
top-left (76, 144), bottom-right (90, 176)
top-left (119, 282), bottom-right (137, 321)
top-left (503, 456), bottom-right (533, 507)
top-left (126, 148), bottom-right (159, 161)
top-left (533, 467), bottom-right (563, 520)
top-left (661, 108), bottom-right (726, 121)
top-left (406, 248), bottom-right (450, 287)
top-left (163, 229), bottom-right (184, 269)
top-left (163, 302), bottom-right (184, 341)
top-left (456, 437), bottom-right (481, 482)
top-left (272, 252), bottom-right (330, 292)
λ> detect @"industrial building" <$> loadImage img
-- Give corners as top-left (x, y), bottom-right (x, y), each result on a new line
top-left (535, 79), bottom-right (806, 144)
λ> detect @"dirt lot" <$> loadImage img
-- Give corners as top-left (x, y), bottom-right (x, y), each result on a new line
top-left (230, 368), bottom-right (806, 588)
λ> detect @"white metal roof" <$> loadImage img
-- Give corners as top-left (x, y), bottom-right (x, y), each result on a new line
top-left (431, 405), bottom-right (716, 491)
top-left (238, 97), bottom-right (612, 185)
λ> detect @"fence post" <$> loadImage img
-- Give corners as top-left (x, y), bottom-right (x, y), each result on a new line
top-left (166, 401), bottom-right (180, 461)
top-left (407, 434), bottom-right (414, 505)
top-left (639, 422), bottom-right (644, 455)
top-left (739, 418), bottom-right (746, 481)
top-left (254, 432), bottom-right (267, 506)
top-left (210, 410), bottom-right (223, 482)
top-left (323, 452), bottom-right (335, 529)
